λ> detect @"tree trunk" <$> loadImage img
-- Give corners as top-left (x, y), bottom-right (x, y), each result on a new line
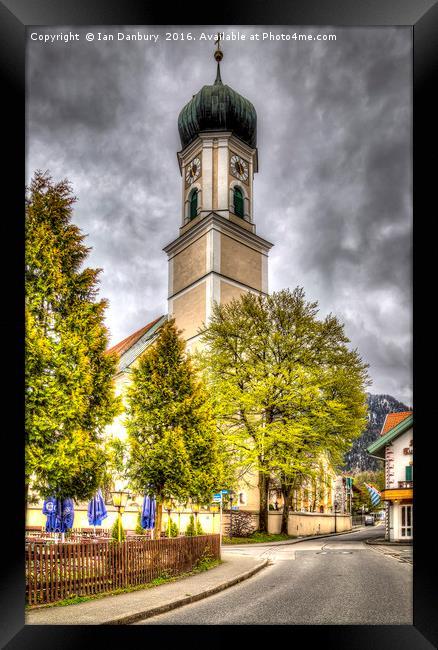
top-left (154, 502), bottom-right (163, 539)
top-left (258, 471), bottom-right (270, 533)
top-left (25, 480), bottom-right (29, 526)
top-left (280, 483), bottom-right (292, 535)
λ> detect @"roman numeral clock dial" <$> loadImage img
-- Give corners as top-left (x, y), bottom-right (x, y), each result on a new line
top-left (230, 154), bottom-right (249, 182)
top-left (185, 157), bottom-right (201, 185)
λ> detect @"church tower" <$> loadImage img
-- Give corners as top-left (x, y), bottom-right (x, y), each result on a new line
top-left (164, 42), bottom-right (273, 350)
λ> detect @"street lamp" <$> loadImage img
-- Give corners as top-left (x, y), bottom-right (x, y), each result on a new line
top-left (334, 500), bottom-right (338, 534)
top-left (110, 490), bottom-right (130, 542)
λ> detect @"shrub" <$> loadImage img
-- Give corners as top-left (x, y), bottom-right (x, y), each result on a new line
top-left (167, 519), bottom-right (179, 537)
top-left (135, 512), bottom-right (146, 535)
top-left (111, 516), bottom-right (126, 542)
top-left (194, 546), bottom-right (216, 571)
top-left (185, 514), bottom-right (197, 537)
top-left (196, 519), bottom-right (204, 535)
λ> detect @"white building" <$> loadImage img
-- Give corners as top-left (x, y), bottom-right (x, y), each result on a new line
top-left (367, 411), bottom-right (413, 541)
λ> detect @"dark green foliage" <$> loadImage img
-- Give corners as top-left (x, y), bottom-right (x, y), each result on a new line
top-left (125, 319), bottom-right (224, 535)
top-left (25, 171), bottom-right (121, 503)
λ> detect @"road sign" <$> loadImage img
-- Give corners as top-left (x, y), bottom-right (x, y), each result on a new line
top-left (212, 493), bottom-right (222, 502)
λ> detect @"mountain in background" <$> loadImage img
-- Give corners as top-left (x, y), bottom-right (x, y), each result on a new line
top-left (344, 393), bottom-right (412, 472)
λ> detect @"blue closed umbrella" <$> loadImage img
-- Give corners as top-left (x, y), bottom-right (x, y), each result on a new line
top-left (42, 497), bottom-right (74, 533)
top-left (87, 489), bottom-right (108, 526)
top-left (141, 494), bottom-right (156, 530)
top-left (42, 496), bottom-right (60, 532)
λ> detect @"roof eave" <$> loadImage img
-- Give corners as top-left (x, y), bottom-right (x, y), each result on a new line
top-left (367, 415), bottom-right (413, 455)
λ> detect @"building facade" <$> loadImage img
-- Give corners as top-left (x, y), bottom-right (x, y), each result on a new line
top-left (367, 411), bottom-right (413, 541)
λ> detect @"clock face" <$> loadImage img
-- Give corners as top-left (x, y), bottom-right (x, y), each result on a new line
top-left (230, 154), bottom-right (249, 182)
top-left (185, 157), bottom-right (201, 185)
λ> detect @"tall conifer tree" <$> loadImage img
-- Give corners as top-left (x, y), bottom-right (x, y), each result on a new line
top-left (25, 171), bottom-right (121, 509)
top-left (125, 319), bottom-right (223, 537)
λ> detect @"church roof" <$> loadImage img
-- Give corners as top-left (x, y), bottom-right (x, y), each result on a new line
top-left (107, 314), bottom-right (167, 372)
top-left (178, 62), bottom-right (257, 150)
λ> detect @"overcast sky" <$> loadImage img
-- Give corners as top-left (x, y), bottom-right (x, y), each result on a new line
top-left (26, 25), bottom-right (412, 405)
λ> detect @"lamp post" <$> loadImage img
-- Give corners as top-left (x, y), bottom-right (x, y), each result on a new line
top-left (229, 490), bottom-right (235, 539)
top-left (163, 498), bottom-right (175, 537)
top-left (191, 501), bottom-right (200, 533)
top-left (334, 500), bottom-right (338, 534)
top-left (210, 503), bottom-right (219, 534)
top-left (175, 501), bottom-right (185, 536)
top-left (110, 490), bottom-right (130, 542)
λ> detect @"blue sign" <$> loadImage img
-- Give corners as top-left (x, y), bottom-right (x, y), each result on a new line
top-left (212, 493), bottom-right (222, 502)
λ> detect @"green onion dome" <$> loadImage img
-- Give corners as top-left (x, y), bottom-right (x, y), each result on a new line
top-left (178, 62), bottom-right (257, 150)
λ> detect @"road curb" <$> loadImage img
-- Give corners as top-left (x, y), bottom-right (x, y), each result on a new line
top-left (365, 538), bottom-right (413, 547)
top-left (222, 526), bottom-right (366, 549)
top-left (104, 559), bottom-right (270, 625)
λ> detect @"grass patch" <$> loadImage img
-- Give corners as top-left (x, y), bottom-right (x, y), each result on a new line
top-left (26, 557), bottom-right (223, 610)
top-left (222, 532), bottom-right (296, 544)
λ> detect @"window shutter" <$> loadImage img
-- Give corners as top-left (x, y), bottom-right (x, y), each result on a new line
top-left (190, 189), bottom-right (198, 219)
top-left (233, 187), bottom-right (244, 217)
top-left (405, 465), bottom-right (412, 481)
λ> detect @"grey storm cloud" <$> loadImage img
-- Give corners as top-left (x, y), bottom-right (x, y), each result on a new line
top-left (26, 25), bottom-right (412, 405)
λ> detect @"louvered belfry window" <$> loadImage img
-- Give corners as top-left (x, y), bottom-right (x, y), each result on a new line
top-left (233, 187), bottom-right (244, 217)
top-left (190, 189), bottom-right (198, 219)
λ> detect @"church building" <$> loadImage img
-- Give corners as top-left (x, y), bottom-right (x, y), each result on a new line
top-left (105, 43), bottom-right (274, 513)
top-left (104, 43), bottom-right (339, 521)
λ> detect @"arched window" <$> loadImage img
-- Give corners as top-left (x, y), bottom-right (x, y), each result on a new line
top-left (233, 186), bottom-right (244, 217)
top-left (189, 189), bottom-right (198, 219)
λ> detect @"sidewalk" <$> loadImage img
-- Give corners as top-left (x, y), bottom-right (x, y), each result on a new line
top-left (25, 526), bottom-right (365, 625)
top-left (26, 552), bottom-right (268, 625)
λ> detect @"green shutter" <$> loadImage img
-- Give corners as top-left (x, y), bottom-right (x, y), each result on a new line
top-left (405, 465), bottom-right (412, 481)
top-left (190, 189), bottom-right (198, 219)
top-left (233, 187), bottom-right (244, 217)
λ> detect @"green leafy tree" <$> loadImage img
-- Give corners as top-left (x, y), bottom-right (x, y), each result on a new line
top-left (199, 288), bottom-right (369, 533)
top-left (25, 171), bottom-right (121, 511)
top-left (125, 319), bottom-right (224, 538)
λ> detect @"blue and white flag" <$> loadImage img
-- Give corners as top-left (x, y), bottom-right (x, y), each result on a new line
top-left (364, 483), bottom-right (381, 507)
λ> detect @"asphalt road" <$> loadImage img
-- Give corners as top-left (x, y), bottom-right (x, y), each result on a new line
top-left (135, 525), bottom-right (412, 625)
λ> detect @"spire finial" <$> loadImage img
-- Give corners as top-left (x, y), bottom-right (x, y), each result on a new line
top-left (214, 32), bottom-right (223, 85)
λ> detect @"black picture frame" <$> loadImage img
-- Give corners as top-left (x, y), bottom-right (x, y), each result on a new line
top-left (2, 0), bottom-right (436, 647)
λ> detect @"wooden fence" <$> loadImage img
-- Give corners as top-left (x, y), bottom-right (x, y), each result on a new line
top-left (26, 534), bottom-right (220, 606)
